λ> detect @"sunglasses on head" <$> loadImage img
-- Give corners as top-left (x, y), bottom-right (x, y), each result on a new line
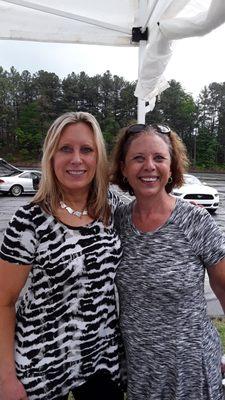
top-left (126, 123), bottom-right (171, 135)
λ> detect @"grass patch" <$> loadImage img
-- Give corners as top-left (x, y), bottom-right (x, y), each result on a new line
top-left (212, 317), bottom-right (225, 352)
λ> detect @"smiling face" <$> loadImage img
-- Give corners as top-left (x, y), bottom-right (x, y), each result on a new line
top-left (121, 133), bottom-right (171, 200)
top-left (53, 122), bottom-right (97, 196)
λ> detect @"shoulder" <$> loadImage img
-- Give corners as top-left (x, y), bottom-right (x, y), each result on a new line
top-left (107, 189), bottom-right (124, 211)
top-left (7, 202), bottom-right (46, 233)
top-left (173, 199), bottom-right (224, 252)
top-left (173, 198), bottom-right (213, 227)
top-left (0, 203), bottom-right (45, 264)
top-left (114, 200), bottom-right (132, 232)
top-left (11, 201), bottom-right (43, 220)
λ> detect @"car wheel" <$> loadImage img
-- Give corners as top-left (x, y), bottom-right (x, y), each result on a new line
top-left (10, 185), bottom-right (23, 197)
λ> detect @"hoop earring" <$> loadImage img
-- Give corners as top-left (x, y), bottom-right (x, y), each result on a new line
top-left (168, 176), bottom-right (173, 184)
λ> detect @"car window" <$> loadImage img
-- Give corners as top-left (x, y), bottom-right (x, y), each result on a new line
top-left (19, 171), bottom-right (41, 179)
top-left (5, 171), bottom-right (21, 177)
top-left (20, 172), bottom-right (32, 179)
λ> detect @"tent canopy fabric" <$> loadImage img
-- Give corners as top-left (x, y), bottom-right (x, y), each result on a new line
top-left (1, 0), bottom-right (225, 119)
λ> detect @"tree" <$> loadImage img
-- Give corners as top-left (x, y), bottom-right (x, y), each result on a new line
top-left (197, 82), bottom-right (225, 165)
top-left (16, 102), bottom-right (42, 160)
top-left (20, 70), bottom-right (37, 105)
top-left (147, 80), bottom-right (197, 159)
top-left (1, 65), bottom-right (225, 169)
top-left (195, 129), bottom-right (218, 168)
top-left (34, 70), bottom-right (62, 133)
top-left (0, 67), bottom-right (10, 150)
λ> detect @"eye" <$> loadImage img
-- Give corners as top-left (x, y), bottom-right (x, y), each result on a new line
top-left (155, 154), bottom-right (166, 161)
top-left (81, 146), bottom-right (94, 154)
top-left (59, 145), bottom-right (73, 153)
top-left (133, 155), bottom-right (145, 162)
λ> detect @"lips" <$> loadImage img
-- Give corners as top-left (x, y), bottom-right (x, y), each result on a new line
top-left (139, 176), bottom-right (159, 183)
top-left (67, 170), bottom-right (86, 176)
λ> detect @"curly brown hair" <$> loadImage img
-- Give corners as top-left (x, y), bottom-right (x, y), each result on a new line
top-left (110, 124), bottom-right (189, 195)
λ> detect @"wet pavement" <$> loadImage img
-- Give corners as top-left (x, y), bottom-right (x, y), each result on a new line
top-left (195, 173), bottom-right (225, 315)
top-left (0, 172), bottom-right (224, 315)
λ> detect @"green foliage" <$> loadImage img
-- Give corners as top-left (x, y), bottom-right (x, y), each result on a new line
top-left (0, 66), bottom-right (225, 169)
top-left (15, 102), bottom-right (43, 160)
top-left (102, 117), bottom-right (120, 153)
top-left (196, 82), bottom-right (225, 165)
top-left (147, 79), bottom-right (197, 157)
top-left (212, 318), bottom-right (225, 352)
top-left (195, 131), bottom-right (218, 168)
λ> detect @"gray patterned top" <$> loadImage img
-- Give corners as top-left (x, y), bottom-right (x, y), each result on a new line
top-left (115, 198), bottom-right (225, 400)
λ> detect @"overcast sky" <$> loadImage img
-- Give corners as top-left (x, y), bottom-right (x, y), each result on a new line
top-left (1, 21), bottom-right (225, 99)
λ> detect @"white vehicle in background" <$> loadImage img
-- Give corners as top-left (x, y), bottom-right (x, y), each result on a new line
top-left (0, 158), bottom-right (41, 196)
top-left (172, 174), bottom-right (219, 213)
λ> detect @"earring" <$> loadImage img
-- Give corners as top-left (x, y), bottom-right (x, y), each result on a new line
top-left (123, 176), bottom-right (128, 184)
top-left (168, 176), bottom-right (173, 184)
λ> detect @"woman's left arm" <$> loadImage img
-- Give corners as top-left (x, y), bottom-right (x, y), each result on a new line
top-left (208, 258), bottom-right (225, 313)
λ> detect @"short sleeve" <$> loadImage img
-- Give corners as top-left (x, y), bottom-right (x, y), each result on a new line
top-left (114, 202), bottom-right (131, 235)
top-left (108, 189), bottom-right (124, 213)
top-left (194, 209), bottom-right (225, 268)
top-left (0, 205), bottom-right (37, 265)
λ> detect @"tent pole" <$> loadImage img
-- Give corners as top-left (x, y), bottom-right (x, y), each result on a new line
top-left (2, 0), bottom-right (130, 35)
top-left (137, 39), bottom-right (147, 123)
top-left (137, 0), bottom-right (148, 123)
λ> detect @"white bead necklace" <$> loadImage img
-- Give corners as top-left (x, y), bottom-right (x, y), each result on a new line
top-left (60, 201), bottom-right (88, 218)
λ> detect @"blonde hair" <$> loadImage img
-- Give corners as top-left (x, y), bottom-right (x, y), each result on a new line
top-left (33, 111), bottom-right (110, 224)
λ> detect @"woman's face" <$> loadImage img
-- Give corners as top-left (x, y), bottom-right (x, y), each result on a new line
top-left (53, 122), bottom-right (97, 195)
top-left (122, 133), bottom-right (171, 199)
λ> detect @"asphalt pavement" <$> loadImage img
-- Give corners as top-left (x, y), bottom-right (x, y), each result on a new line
top-left (0, 172), bottom-right (225, 315)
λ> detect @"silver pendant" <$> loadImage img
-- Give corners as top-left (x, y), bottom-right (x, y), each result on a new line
top-left (60, 201), bottom-right (88, 218)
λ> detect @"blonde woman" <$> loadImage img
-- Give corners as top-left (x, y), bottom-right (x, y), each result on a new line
top-left (0, 112), bottom-right (124, 400)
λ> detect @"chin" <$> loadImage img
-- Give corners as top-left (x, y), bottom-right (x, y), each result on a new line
top-left (62, 182), bottom-right (90, 192)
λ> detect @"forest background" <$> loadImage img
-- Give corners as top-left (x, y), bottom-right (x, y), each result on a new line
top-left (0, 66), bottom-right (225, 171)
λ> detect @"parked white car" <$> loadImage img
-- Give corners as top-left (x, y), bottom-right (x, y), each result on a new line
top-left (172, 174), bottom-right (219, 213)
top-left (0, 170), bottom-right (41, 197)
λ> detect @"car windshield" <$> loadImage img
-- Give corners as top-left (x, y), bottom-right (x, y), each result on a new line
top-left (184, 175), bottom-right (201, 185)
top-left (0, 171), bottom-right (21, 177)
top-left (0, 158), bottom-right (22, 176)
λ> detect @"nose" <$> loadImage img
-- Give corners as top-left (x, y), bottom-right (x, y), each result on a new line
top-left (70, 150), bottom-right (82, 164)
top-left (144, 156), bottom-right (155, 170)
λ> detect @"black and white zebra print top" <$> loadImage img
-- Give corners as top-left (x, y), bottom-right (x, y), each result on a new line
top-left (0, 192), bottom-right (123, 400)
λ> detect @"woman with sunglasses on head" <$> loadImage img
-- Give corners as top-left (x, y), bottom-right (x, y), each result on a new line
top-left (0, 112), bottom-right (125, 400)
top-left (111, 123), bottom-right (225, 400)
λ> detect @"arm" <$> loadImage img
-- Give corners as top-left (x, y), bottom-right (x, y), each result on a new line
top-left (207, 258), bottom-right (225, 313)
top-left (0, 259), bottom-right (31, 400)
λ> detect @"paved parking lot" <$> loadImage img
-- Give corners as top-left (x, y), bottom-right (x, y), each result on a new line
top-left (0, 172), bottom-right (224, 315)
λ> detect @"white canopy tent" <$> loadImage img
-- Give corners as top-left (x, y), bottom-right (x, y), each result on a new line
top-left (0, 0), bottom-right (225, 122)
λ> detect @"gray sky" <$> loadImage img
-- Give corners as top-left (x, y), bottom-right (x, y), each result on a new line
top-left (1, 22), bottom-right (225, 99)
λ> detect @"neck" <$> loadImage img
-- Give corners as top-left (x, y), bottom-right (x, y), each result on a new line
top-left (134, 191), bottom-right (174, 216)
top-left (132, 191), bottom-right (176, 233)
top-left (62, 190), bottom-right (89, 210)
